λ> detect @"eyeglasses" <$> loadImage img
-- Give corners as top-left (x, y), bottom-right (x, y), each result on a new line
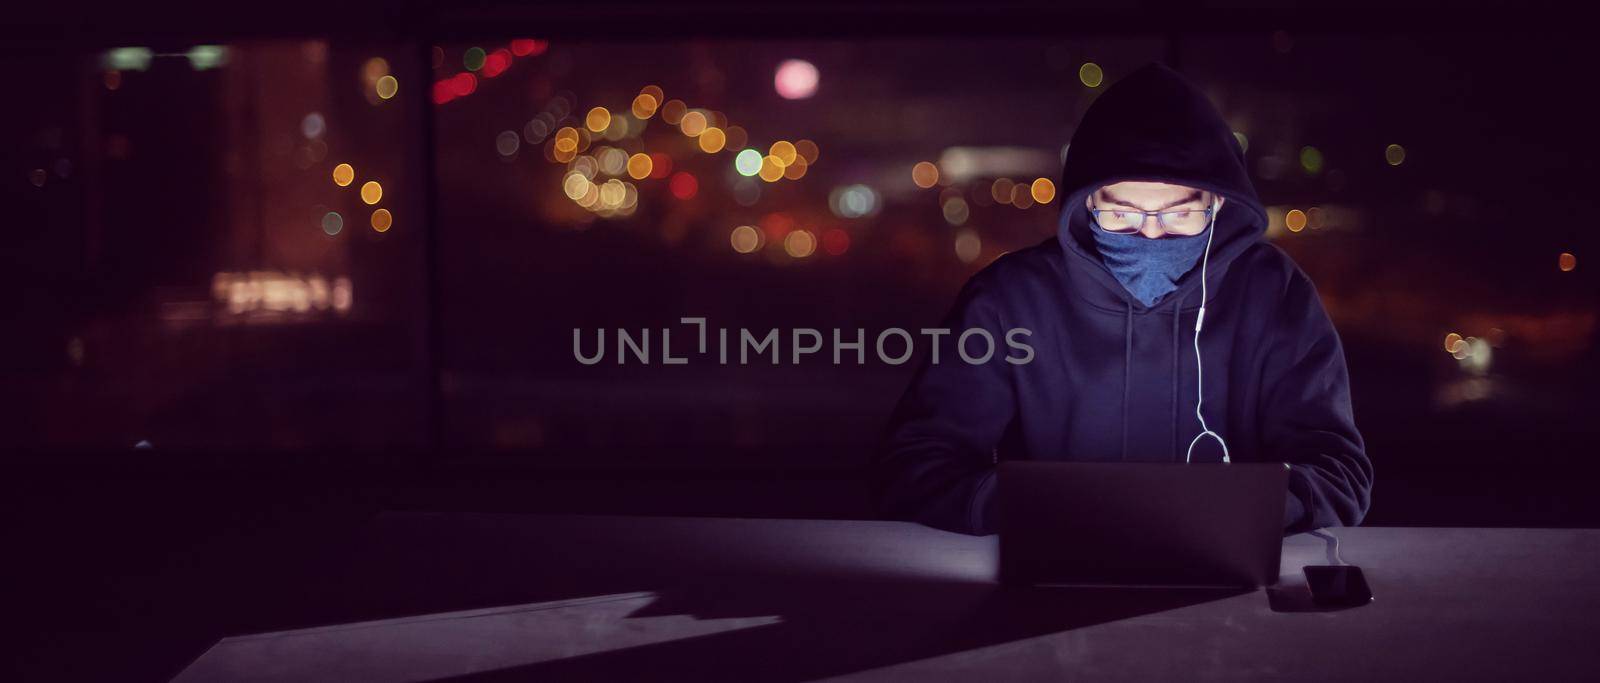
top-left (1089, 204), bottom-right (1213, 235)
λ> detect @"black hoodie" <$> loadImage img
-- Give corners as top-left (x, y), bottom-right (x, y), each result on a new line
top-left (873, 63), bottom-right (1372, 536)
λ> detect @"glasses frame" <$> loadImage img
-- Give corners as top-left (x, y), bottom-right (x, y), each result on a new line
top-left (1088, 204), bottom-right (1215, 235)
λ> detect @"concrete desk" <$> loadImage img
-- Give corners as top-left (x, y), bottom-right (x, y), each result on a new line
top-left (171, 514), bottom-right (1600, 681)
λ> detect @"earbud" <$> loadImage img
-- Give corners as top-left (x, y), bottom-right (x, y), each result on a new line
top-left (1186, 194), bottom-right (1230, 464)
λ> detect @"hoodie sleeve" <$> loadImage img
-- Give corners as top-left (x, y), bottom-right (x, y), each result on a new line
top-left (1257, 264), bottom-right (1374, 533)
top-left (871, 273), bottom-right (1016, 536)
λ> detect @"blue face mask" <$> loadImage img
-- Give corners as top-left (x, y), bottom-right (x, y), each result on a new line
top-left (1088, 216), bottom-right (1209, 307)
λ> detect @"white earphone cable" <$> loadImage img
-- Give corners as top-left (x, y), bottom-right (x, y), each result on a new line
top-left (1186, 196), bottom-right (1230, 464)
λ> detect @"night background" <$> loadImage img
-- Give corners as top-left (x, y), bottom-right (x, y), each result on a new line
top-left (5, 2), bottom-right (1600, 680)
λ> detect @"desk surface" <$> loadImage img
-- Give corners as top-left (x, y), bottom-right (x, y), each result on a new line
top-left (171, 514), bottom-right (1600, 682)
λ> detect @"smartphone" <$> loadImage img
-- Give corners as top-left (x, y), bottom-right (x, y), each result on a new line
top-left (1303, 565), bottom-right (1373, 608)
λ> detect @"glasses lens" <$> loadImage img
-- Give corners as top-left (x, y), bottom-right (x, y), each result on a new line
top-left (1159, 210), bottom-right (1208, 233)
top-left (1095, 210), bottom-right (1143, 232)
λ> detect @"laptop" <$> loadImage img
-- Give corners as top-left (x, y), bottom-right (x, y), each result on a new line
top-left (998, 461), bottom-right (1290, 587)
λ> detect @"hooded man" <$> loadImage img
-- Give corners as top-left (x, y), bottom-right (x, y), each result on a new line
top-left (872, 62), bottom-right (1372, 536)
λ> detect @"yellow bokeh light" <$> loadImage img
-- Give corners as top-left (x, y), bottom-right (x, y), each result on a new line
top-left (730, 225), bottom-right (762, 253)
top-left (680, 111), bottom-right (708, 137)
top-left (1386, 143), bottom-right (1406, 166)
top-left (1079, 62), bottom-right (1105, 88)
top-left (912, 161), bottom-right (939, 188)
top-left (1559, 252), bottom-right (1577, 272)
top-left (626, 152), bottom-right (653, 180)
top-left (758, 155), bottom-right (786, 182)
top-left (1285, 209), bottom-right (1308, 232)
top-left (332, 163), bottom-right (355, 187)
top-left (698, 127), bottom-right (727, 153)
top-left (1031, 178), bottom-right (1056, 203)
top-left (784, 230), bottom-right (817, 258)
top-left (563, 172), bottom-right (591, 200)
top-left (360, 181), bottom-right (383, 205)
top-left (631, 94), bottom-right (659, 119)
top-left (1443, 332), bottom-right (1462, 353)
top-left (585, 107), bottom-right (612, 133)
top-left (371, 208), bottom-right (393, 232)
top-left (375, 75), bottom-right (399, 100)
top-left (769, 141), bottom-right (797, 166)
top-left (795, 139), bottom-right (819, 164)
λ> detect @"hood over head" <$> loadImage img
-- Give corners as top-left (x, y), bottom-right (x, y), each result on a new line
top-left (1057, 62), bottom-right (1267, 311)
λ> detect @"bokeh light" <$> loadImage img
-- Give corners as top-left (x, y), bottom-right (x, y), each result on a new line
top-left (775, 59), bottom-right (820, 99)
top-left (1300, 146), bottom-right (1324, 175)
top-left (784, 230), bottom-right (818, 258)
top-left (670, 171), bottom-right (698, 199)
top-left (321, 211), bottom-right (343, 236)
top-left (627, 153), bottom-right (653, 180)
top-left (632, 94), bottom-right (659, 119)
top-left (955, 229), bottom-right (982, 263)
top-left (1285, 209), bottom-right (1308, 232)
top-left (822, 228), bottom-right (850, 256)
top-left (679, 111), bottom-right (708, 137)
top-left (1386, 143), bottom-right (1407, 166)
top-left (1079, 62), bottom-right (1104, 88)
top-left (1031, 178), bottom-right (1056, 203)
top-left (698, 127), bottom-right (727, 153)
top-left (770, 141), bottom-right (797, 166)
top-left (463, 47), bottom-right (486, 71)
top-left (758, 155), bottom-right (786, 182)
top-left (1559, 252), bottom-right (1577, 272)
top-left (332, 163), bottom-right (355, 187)
top-left (371, 208), bottom-right (393, 232)
top-left (360, 181), bottom-right (383, 205)
top-left (586, 107), bottom-right (612, 133)
top-left (496, 130), bottom-right (521, 157)
top-left (730, 225), bottom-right (762, 253)
top-left (912, 161), bottom-right (939, 188)
top-left (376, 75), bottom-right (399, 100)
top-left (735, 149), bottom-right (764, 176)
top-left (795, 140), bottom-right (819, 164)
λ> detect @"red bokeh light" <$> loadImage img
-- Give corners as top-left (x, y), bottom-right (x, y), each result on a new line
top-left (510, 39), bottom-right (548, 57)
top-left (760, 212), bottom-right (794, 242)
top-left (432, 80), bottom-right (456, 104)
top-left (481, 49), bottom-right (512, 78)
top-left (822, 228), bottom-right (851, 255)
top-left (669, 172), bottom-right (698, 200)
top-left (649, 153), bottom-right (673, 180)
top-left (451, 72), bottom-right (477, 96)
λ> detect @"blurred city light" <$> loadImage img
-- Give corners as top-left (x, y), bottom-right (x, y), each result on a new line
top-left (186, 45), bottom-right (228, 70)
top-left (360, 181), bottom-right (383, 205)
top-left (670, 171), bottom-right (698, 199)
top-left (1286, 209), bottom-right (1308, 232)
top-left (332, 163), bottom-right (355, 187)
top-left (774, 59), bottom-right (819, 99)
top-left (1559, 252), bottom-right (1577, 272)
top-left (912, 161), bottom-right (939, 188)
top-left (104, 47), bottom-right (153, 71)
top-left (735, 149), bottom-right (763, 176)
top-left (730, 225), bottom-right (762, 253)
top-left (784, 230), bottom-right (818, 258)
top-left (371, 209), bottom-right (393, 233)
top-left (321, 211), bottom-right (344, 236)
top-left (1300, 146), bottom-right (1324, 174)
top-left (1079, 62), bottom-right (1104, 88)
top-left (1386, 143), bottom-right (1407, 166)
top-left (955, 229), bottom-right (982, 263)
